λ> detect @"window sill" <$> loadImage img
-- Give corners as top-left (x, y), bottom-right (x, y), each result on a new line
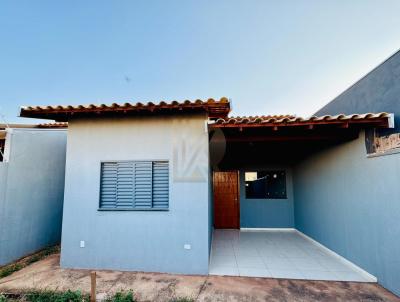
top-left (98, 208), bottom-right (169, 212)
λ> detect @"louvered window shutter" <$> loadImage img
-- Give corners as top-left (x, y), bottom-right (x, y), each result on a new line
top-left (100, 161), bottom-right (169, 210)
top-left (152, 161), bottom-right (169, 209)
top-left (134, 161), bottom-right (152, 209)
top-left (100, 162), bottom-right (118, 208)
top-left (116, 162), bottom-right (134, 208)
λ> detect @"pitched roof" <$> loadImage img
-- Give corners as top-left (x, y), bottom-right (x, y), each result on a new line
top-left (20, 98), bottom-right (230, 121)
top-left (210, 112), bottom-right (393, 129)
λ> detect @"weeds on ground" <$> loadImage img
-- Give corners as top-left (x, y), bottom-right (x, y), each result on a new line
top-left (0, 290), bottom-right (89, 301)
top-left (170, 298), bottom-right (194, 302)
top-left (0, 264), bottom-right (23, 278)
top-left (0, 246), bottom-right (59, 279)
top-left (104, 291), bottom-right (135, 302)
top-left (24, 290), bottom-right (89, 302)
top-left (0, 290), bottom-right (140, 302)
top-left (25, 246), bottom-right (59, 265)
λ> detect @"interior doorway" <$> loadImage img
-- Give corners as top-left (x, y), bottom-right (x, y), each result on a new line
top-left (213, 171), bottom-right (240, 229)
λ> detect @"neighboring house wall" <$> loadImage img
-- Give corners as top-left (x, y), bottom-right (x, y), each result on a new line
top-left (312, 50), bottom-right (400, 295)
top-left (239, 166), bottom-right (294, 228)
top-left (316, 50), bottom-right (400, 132)
top-left (0, 129), bottom-right (67, 265)
top-left (0, 163), bottom-right (8, 232)
top-left (294, 131), bottom-right (400, 296)
top-left (60, 114), bottom-right (210, 275)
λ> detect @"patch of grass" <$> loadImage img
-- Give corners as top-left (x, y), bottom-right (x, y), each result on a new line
top-left (0, 293), bottom-right (21, 302)
top-left (0, 263), bottom-right (23, 278)
top-left (26, 246), bottom-right (59, 265)
top-left (170, 298), bottom-right (194, 302)
top-left (24, 290), bottom-right (89, 302)
top-left (104, 291), bottom-right (136, 302)
top-left (0, 291), bottom-right (88, 302)
top-left (0, 246), bottom-right (59, 279)
top-left (1, 291), bottom-right (143, 302)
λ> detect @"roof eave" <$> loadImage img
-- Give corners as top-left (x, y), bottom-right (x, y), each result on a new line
top-left (19, 98), bottom-right (231, 121)
top-left (209, 113), bottom-right (394, 130)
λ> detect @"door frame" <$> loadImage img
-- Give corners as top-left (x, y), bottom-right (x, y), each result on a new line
top-left (212, 170), bottom-right (240, 229)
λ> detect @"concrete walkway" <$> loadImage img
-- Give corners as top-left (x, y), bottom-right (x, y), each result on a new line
top-left (0, 254), bottom-right (399, 302)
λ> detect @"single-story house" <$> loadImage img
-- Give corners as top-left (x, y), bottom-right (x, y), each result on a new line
top-left (0, 123), bottom-right (67, 265)
top-left (19, 97), bottom-right (399, 296)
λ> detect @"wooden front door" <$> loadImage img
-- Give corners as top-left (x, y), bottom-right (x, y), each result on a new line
top-left (213, 171), bottom-right (240, 229)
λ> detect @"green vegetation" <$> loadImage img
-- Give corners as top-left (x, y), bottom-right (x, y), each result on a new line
top-left (0, 246), bottom-right (59, 279)
top-left (25, 246), bottom-right (59, 265)
top-left (170, 298), bottom-right (194, 302)
top-left (0, 291), bottom-right (197, 302)
top-left (25, 290), bottom-right (88, 302)
top-left (104, 291), bottom-right (135, 302)
top-left (0, 263), bottom-right (23, 279)
top-left (0, 291), bottom-right (88, 302)
top-left (0, 290), bottom-right (138, 302)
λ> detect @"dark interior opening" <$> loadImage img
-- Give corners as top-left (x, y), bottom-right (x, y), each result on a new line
top-left (0, 139), bottom-right (5, 162)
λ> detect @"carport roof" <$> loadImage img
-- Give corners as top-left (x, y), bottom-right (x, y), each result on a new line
top-left (210, 112), bottom-right (394, 129)
top-left (19, 97), bottom-right (231, 121)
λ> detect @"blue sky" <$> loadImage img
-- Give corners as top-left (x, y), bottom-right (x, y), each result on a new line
top-left (1, 1), bottom-right (400, 123)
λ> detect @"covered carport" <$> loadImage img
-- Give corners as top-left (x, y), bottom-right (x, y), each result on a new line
top-left (208, 113), bottom-right (393, 281)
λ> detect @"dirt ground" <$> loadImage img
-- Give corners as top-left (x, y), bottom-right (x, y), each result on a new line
top-left (0, 254), bottom-right (399, 302)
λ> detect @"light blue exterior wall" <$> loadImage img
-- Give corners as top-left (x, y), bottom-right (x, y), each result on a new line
top-left (294, 131), bottom-right (400, 296)
top-left (239, 167), bottom-right (294, 228)
top-left (0, 129), bottom-right (67, 265)
top-left (312, 49), bottom-right (400, 295)
top-left (0, 163), bottom-right (8, 212)
top-left (60, 114), bottom-right (211, 275)
top-left (208, 169), bottom-right (214, 253)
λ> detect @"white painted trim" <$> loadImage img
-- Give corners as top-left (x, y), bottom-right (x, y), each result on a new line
top-left (295, 230), bottom-right (377, 282)
top-left (3, 129), bottom-right (12, 162)
top-left (204, 120), bottom-right (209, 133)
top-left (240, 228), bottom-right (296, 232)
top-left (9, 128), bottom-right (67, 132)
top-left (388, 113), bottom-right (395, 128)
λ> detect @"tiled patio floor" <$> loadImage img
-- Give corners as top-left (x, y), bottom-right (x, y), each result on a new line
top-left (209, 229), bottom-right (375, 282)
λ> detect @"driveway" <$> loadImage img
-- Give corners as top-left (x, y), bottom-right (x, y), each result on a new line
top-left (0, 254), bottom-right (398, 302)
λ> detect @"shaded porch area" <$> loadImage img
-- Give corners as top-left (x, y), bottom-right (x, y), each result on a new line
top-left (210, 229), bottom-right (375, 282)
top-left (208, 113), bottom-right (394, 283)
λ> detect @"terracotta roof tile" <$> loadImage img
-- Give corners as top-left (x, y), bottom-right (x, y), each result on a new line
top-left (20, 97), bottom-right (231, 121)
top-left (211, 112), bottom-right (393, 128)
top-left (37, 122), bottom-right (68, 128)
top-left (0, 122), bottom-right (68, 129)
